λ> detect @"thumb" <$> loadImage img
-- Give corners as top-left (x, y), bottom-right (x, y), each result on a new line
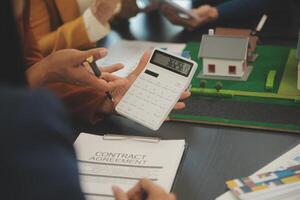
top-left (130, 51), bottom-right (151, 77)
top-left (112, 186), bottom-right (128, 200)
top-left (75, 48), bottom-right (108, 66)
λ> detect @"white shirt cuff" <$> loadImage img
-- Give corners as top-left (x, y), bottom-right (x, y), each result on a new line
top-left (82, 8), bottom-right (111, 43)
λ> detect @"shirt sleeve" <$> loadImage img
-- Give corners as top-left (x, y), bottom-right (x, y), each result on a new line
top-left (82, 8), bottom-right (111, 42)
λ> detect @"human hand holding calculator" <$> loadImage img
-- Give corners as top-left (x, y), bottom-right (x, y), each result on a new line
top-left (116, 48), bottom-right (197, 130)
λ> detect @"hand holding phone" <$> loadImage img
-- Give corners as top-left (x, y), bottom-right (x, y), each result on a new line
top-left (161, 4), bottom-right (219, 31)
top-left (160, 0), bottom-right (199, 20)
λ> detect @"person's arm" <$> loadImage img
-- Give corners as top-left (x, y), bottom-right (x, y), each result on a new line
top-left (24, 2), bottom-right (127, 123)
top-left (37, 16), bottom-right (96, 56)
top-left (162, 0), bottom-right (273, 30)
top-left (0, 89), bottom-right (85, 200)
top-left (31, 0), bottom-right (119, 55)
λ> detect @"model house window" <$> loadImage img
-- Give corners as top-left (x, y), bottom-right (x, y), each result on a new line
top-left (229, 65), bottom-right (236, 74)
top-left (208, 64), bottom-right (215, 73)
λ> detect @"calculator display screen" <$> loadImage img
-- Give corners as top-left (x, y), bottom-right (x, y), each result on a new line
top-left (150, 50), bottom-right (193, 77)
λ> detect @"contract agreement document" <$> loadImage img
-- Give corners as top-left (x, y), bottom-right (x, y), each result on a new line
top-left (74, 133), bottom-right (186, 200)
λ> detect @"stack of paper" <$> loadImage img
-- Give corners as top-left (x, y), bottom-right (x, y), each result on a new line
top-left (226, 165), bottom-right (300, 200)
top-left (216, 144), bottom-right (300, 200)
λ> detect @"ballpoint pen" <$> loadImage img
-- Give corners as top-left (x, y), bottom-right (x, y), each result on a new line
top-left (85, 55), bottom-right (114, 102)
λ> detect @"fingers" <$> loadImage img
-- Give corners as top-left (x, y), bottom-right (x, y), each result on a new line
top-left (129, 51), bottom-right (151, 80)
top-left (127, 182), bottom-right (145, 200)
top-left (139, 179), bottom-right (176, 199)
top-left (107, 78), bottom-right (128, 92)
top-left (161, 5), bottom-right (201, 30)
top-left (101, 73), bottom-right (129, 91)
top-left (99, 63), bottom-right (124, 73)
top-left (142, 2), bottom-right (160, 12)
top-left (138, 51), bottom-right (151, 67)
top-left (112, 186), bottom-right (128, 200)
top-left (77, 48), bottom-right (108, 65)
top-left (173, 102), bottom-right (186, 110)
top-left (114, 0), bottom-right (122, 14)
top-left (161, 5), bottom-right (191, 26)
top-left (75, 62), bottom-right (122, 92)
top-left (139, 178), bottom-right (166, 194)
top-left (117, 0), bottom-right (140, 19)
top-left (172, 91), bottom-right (191, 110)
top-left (83, 62), bottom-right (94, 75)
top-left (161, 5), bottom-right (180, 23)
top-left (170, 193), bottom-right (177, 200)
top-left (77, 73), bottom-right (110, 91)
top-left (180, 91), bottom-right (191, 101)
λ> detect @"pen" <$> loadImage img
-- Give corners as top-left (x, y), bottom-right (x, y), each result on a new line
top-left (251, 14), bottom-right (268, 35)
top-left (85, 56), bottom-right (114, 102)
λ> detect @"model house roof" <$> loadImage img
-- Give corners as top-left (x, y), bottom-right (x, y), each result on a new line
top-left (215, 27), bottom-right (251, 36)
top-left (297, 29), bottom-right (300, 59)
top-left (199, 35), bottom-right (249, 60)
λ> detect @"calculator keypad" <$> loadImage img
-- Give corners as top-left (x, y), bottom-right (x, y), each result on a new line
top-left (117, 72), bottom-right (184, 128)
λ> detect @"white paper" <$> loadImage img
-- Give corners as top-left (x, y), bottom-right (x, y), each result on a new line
top-left (216, 144), bottom-right (300, 200)
top-left (238, 181), bottom-right (300, 200)
top-left (74, 133), bottom-right (185, 199)
top-left (96, 40), bottom-right (185, 77)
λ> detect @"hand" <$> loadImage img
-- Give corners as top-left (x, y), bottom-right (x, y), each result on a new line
top-left (113, 179), bottom-right (176, 200)
top-left (142, 0), bottom-right (160, 13)
top-left (116, 0), bottom-right (140, 19)
top-left (161, 4), bottom-right (219, 31)
top-left (113, 52), bottom-right (190, 108)
top-left (98, 52), bottom-right (191, 115)
top-left (26, 48), bottom-right (128, 93)
top-left (90, 0), bottom-right (120, 24)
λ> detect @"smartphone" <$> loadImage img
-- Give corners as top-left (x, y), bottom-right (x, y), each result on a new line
top-left (160, 0), bottom-right (199, 20)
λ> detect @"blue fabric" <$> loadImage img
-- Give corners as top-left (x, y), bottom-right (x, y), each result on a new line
top-left (0, 88), bottom-right (85, 200)
top-left (216, 0), bottom-right (274, 21)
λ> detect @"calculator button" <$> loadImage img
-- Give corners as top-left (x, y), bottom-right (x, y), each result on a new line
top-left (118, 74), bottom-right (183, 129)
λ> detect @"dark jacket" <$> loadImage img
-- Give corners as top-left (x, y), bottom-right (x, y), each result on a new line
top-left (0, 88), bottom-right (85, 200)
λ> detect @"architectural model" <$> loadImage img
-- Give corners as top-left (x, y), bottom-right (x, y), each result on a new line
top-left (198, 34), bottom-right (250, 78)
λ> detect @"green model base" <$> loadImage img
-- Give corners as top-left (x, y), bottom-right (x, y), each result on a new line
top-left (170, 114), bottom-right (300, 133)
top-left (170, 42), bottom-right (300, 133)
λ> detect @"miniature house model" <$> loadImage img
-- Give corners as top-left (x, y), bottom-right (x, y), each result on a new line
top-left (199, 34), bottom-right (250, 78)
top-left (297, 29), bottom-right (300, 90)
top-left (215, 27), bottom-right (259, 62)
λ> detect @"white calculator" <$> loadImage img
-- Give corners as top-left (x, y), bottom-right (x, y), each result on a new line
top-left (116, 48), bottom-right (198, 131)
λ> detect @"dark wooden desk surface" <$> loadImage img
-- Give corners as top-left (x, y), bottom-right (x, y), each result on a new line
top-left (83, 10), bottom-right (300, 200)
top-left (75, 116), bottom-right (300, 200)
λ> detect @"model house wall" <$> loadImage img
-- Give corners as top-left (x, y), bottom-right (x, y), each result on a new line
top-left (199, 34), bottom-right (249, 78)
top-left (203, 58), bottom-right (244, 77)
top-left (298, 63), bottom-right (300, 90)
